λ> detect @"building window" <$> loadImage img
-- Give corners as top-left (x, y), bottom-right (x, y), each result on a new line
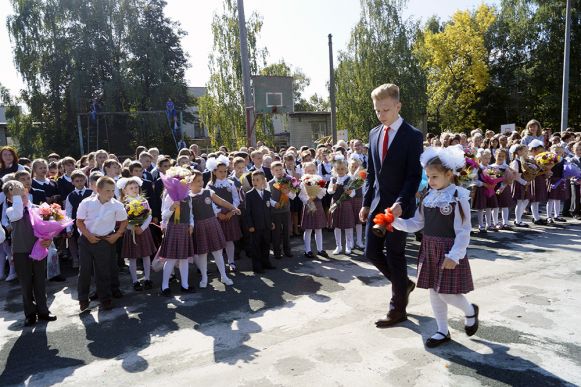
top-left (311, 121), bottom-right (328, 143)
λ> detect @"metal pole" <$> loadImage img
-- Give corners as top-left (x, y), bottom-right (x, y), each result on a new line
top-left (77, 114), bottom-right (84, 155)
top-left (560, 0), bottom-right (572, 132)
top-left (237, 0), bottom-right (255, 147)
top-left (328, 34), bottom-right (337, 144)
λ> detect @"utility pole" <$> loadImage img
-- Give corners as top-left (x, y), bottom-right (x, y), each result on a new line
top-left (237, 0), bottom-right (255, 146)
top-left (328, 34), bottom-right (337, 144)
top-left (560, 0), bottom-right (572, 132)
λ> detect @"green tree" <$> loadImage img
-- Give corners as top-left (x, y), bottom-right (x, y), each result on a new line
top-left (335, 0), bottom-right (427, 141)
top-left (198, 0), bottom-right (267, 150)
top-left (418, 4), bottom-right (496, 132)
top-left (7, 0), bottom-right (190, 156)
top-left (480, 0), bottom-right (581, 131)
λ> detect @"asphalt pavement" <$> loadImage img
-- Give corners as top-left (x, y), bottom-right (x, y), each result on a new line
top-left (1, 218), bottom-right (580, 386)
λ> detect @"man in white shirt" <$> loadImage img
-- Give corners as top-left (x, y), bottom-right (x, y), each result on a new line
top-left (76, 176), bottom-right (127, 311)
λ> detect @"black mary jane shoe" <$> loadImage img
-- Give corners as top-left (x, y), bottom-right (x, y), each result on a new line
top-left (159, 288), bottom-right (172, 297)
top-left (24, 315), bottom-right (37, 327)
top-left (133, 281), bottom-right (143, 291)
top-left (425, 331), bottom-right (451, 348)
top-left (38, 313), bottom-right (57, 322)
top-left (181, 286), bottom-right (196, 293)
top-left (317, 250), bottom-right (329, 258)
top-left (304, 251), bottom-right (315, 259)
top-left (465, 304), bottom-right (479, 336)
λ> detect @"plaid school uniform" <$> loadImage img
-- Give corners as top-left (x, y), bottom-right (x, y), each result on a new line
top-left (191, 189), bottom-right (226, 255)
top-left (159, 198), bottom-right (194, 260)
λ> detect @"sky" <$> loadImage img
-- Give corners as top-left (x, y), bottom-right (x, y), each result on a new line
top-left (0, 0), bottom-right (495, 101)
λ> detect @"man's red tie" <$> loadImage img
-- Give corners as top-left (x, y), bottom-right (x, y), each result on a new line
top-left (382, 125), bottom-right (391, 162)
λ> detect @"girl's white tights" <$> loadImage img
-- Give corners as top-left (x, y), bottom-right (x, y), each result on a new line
top-left (515, 199), bottom-right (529, 223)
top-left (162, 259), bottom-right (189, 290)
top-left (129, 257), bottom-right (151, 283)
top-left (303, 229), bottom-right (323, 252)
top-left (194, 250), bottom-right (232, 287)
top-left (429, 289), bottom-right (475, 339)
top-left (546, 199), bottom-right (561, 219)
top-left (225, 241), bottom-right (235, 265)
top-left (333, 228), bottom-right (353, 248)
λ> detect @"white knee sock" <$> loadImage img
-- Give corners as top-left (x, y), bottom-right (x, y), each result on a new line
top-left (129, 259), bottom-right (138, 283)
top-left (531, 202), bottom-right (541, 221)
top-left (491, 208), bottom-right (499, 226)
top-left (546, 199), bottom-right (554, 218)
top-left (334, 228), bottom-right (342, 248)
top-left (477, 210), bottom-right (485, 228)
top-left (303, 229), bottom-right (313, 252)
top-left (314, 229), bottom-right (323, 252)
top-left (355, 224), bottom-right (363, 245)
top-left (211, 249), bottom-right (228, 280)
top-left (501, 208), bottom-right (510, 225)
top-left (438, 293), bottom-right (476, 326)
top-left (225, 241), bottom-right (235, 264)
top-left (142, 256), bottom-right (151, 280)
top-left (485, 208), bottom-right (494, 227)
top-left (195, 254), bottom-right (208, 283)
top-left (515, 199), bottom-right (528, 223)
top-left (178, 259), bottom-right (189, 288)
top-left (429, 289), bottom-right (449, 338)
top-left (554, 200), bottom-right (561, 218)
top-left (162, 259), bottom-right (177, 290)
top-left (8, 260), bottom-right (16, 277)
top-left (345, 228), bottom-right (354, 248)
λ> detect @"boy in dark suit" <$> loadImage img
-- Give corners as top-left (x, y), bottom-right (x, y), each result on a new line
top-left (65, 170), bottom-right (93, 268)
top-left (247, 150), bottom-right (273, 185)
top-left (244, 171), bottom-right (276, 273)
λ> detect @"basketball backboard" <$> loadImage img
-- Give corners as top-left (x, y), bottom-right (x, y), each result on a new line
top-left (252, 76), bottom-right (294, 114)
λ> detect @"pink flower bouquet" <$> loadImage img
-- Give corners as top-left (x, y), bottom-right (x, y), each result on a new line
top-left (160, 167), bottom-right (191, 202)
top-left (29, 203), bottom-right (73, 261)
top-left (481, 167), bottom-right (504, 198)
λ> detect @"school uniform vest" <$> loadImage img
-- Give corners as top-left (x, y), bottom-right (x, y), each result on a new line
top-left (331, 176), bottom-right (351, 201)
top-left (209, 183), bottom-right (234, 206)
top-left (68, 189), bottom-right (93, 219)
top-left (269, 179), bottom-right (290, 214)
top-left (11, 207), bottom-right (37, 254)
top-left (170, 199), bottom-right (192, 224)
top-left (191, 190), bottom-right (215, 221)
top-left (423, 205), bottom-right (457, 239)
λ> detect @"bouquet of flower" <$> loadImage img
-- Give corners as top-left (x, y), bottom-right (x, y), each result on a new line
top-left (495, 167), bottom-right (517, 195)
top-left (329, 169), bottom-right (367, 213)
top-left (125, 196), bottom-right (151, 244)
top-left (457, 158), bottom-right (479, 188)
top-left (273, 176), bottom-right (301, 207)
top-left (160, 166), bottom-right (191, 224)
top-left (29, 203), bottom-right (73, 260)
top-left (534, 152), bottom-right (561, 170)
top-left (372, 208), bottom-right (395, 238)
top-left (520, 156), bottom-right (540, 182)
top-left (301, 174), bottom-right (326, 213)
top-left (551, 162), bottom-right (581, 190)
top-left (481, 167), bottom-right (505, 198)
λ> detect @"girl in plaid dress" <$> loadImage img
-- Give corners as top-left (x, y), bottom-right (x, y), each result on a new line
top-left (509, 145), bottom-right (531, 228)
top-left (299, 162), bottom-right (328, 259)
top-left (189, 171), bottom-right (241, 288)
top-left (490, 149), bottom-right (515, 230)
top-left (327, 156), bottom-right (355, 255)
top-left (118, 177), bottom-right (157, 291)
top-left (206, 155), bottom-right (242, 271)
top-left (392, 146), bottom-right (479, 348)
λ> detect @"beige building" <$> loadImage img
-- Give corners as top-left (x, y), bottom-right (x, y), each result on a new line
top-left (272, 111), bottom-right (331, 148)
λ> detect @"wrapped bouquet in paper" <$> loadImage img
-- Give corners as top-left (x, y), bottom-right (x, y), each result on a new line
top-left (551, 162), bottom-right (581, 190)
top-left (273, 176), bottom-right (301, 207)
top-left (534, 152), bottom-right (561, 171)
top-left (329, 169), bottom-right (367, 213)
top-left (301, 174), bottom-right (326, 213)
top-left (160, 166), bottom-right (191, 223)
top-left (520, 156), bottom-right (541, 181)
top-left (29, 203), bottom-right (73, 260)
top-left (481, 167), bottom-right (504, 198)
top-left (495, 167), bottom-right (517, 195)
top-left (458, 158), bottom-right (479, 188)
top-left (125, 196), bottom-right (151, 244)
